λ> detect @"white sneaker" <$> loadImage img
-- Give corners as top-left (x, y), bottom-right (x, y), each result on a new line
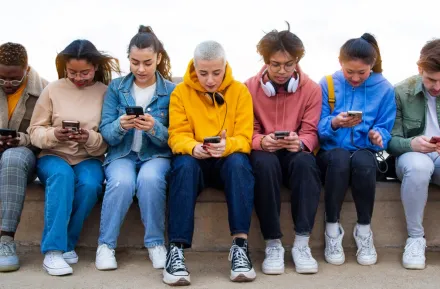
top-left (95, 244), bottom-right (117, 271)
top-left (43, 251), bottom-right (73, 276)
top-left (291, 246), bottom-right (318, 274)
top-left (353, 227), bottom-right (377, 265)
top-left (148, 245), bottom-right (167, 269)
top-left (262, 244), bottom-right (285, 275)
top-left (325, 225), bottom-right (345, 265)
top-left (63, 250), bottom-right (79, 264)
top-left (403, 237), bottom-right (426, 270)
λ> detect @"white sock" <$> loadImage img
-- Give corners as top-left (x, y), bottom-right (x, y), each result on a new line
top-left (293, 235), bottom-right (309, 248)
top-left (326, 222), bottom-right (340, 238)
top-left (356, 224), bottom-right (371, 237)
top-left (266, 239), bottom-right (282, 248)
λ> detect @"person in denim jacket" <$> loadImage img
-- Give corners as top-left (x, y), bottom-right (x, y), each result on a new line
top-left (96, 25), bottom-right (175, 271)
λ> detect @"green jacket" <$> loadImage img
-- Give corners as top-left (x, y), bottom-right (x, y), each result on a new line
top-left (388, 75), bottom-right (440, 156)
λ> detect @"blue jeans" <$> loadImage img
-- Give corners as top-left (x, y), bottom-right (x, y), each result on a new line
top-left (37, 156), bottom-right (104, 254)
top-left (98, 153), bottom-right (170, 249)
top-left (168, 153), bottom-right (254, 248)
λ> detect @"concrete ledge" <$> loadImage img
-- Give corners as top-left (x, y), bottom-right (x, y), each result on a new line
top-left (3, 182), bottom-right (440, 251)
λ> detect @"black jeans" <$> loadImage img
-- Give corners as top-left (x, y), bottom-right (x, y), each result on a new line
top-left (250, 150), bottom-right (321, 239)
top-left (317, 148), bottom-right (377, 225)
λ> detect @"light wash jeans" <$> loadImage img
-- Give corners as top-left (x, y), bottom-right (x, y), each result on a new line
top-left (37, 156), bottom-right (104, 254)
top-left (396, 152), bottom-right (440, 238)
top-left (98, 152), bottom-right (170, 249)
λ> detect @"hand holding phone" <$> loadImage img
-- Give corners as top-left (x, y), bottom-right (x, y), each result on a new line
top-left (429, 136), bottom-right (440, 144)
top-left (125, 106), bottom-right (144, 117)
top-left (347, 111), bottom-right (363, 119)
top-left (62, 120), bottom-right (80, 134)
top-left (274, 131), bottom-right (290, 140)
top-left (203, 131), bottom-right (227, 158)
top-left (0, 128), bottom-right (18, 138)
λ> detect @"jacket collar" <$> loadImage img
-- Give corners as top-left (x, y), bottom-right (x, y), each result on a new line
top-left (117, 71), bottom-right (168, 96)
top-left (409, 75), bottom-right (425, 102)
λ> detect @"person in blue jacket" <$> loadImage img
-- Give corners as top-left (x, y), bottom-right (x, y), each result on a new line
top-left (96, 25), bottom-right (175, 271)
top-left (317, 33), bottom-right (396, 267)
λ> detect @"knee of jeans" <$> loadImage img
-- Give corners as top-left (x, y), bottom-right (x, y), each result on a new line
top-left (292, 152), bottom-right (317, 170)
top-left (137, 169), bottom-right (167, 189)
top-left (0, 148), bottom-right (34, 171)
top-left (250, 151), bottom-right (279, 171)
top-left (172, 155), bottom-right (199, 172)
top-left (327, 148), bottom-right (351, 170)
top-left (351, 150), bottom-right (376, 168)
top-left (223, 153), bottom-right (251, 171)
top-left (401, 157), bottom-right (434, 182)
top-left (106, 176), bottom-right (135, 199)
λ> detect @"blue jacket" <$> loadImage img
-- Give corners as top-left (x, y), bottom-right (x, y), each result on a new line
top-left (100, 72), bottom-right (176, 166)
top-left (318, 70), bottom-right (396, 152)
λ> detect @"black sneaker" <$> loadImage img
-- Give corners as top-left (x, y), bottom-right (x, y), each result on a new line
top-left (162, 243), bottom-right (190, 286)
top-left (228, 238), bottom-right (256, 282)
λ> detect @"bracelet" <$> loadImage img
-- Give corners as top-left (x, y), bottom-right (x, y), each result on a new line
top-left (260, 135), bottom-right (267, 151)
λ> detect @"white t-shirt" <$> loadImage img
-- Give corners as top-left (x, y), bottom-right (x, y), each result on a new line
top-left (424, 90), bottom-right (440, 139)
top-left (131, 82), bottom-right (156, 152)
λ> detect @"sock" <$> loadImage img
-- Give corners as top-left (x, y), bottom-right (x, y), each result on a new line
top-left (0, 231), bottom-right (15, 239)
top-left (326, 222), bottom-right (340, 238)
top-left (293, 234), bottom-right (309, 248)
top-left (356, 224), bottom-right (371, 237)
top-left (266, 239), bottom-right (282, 248)
top-left (233, 237), bottom-right (247, 247)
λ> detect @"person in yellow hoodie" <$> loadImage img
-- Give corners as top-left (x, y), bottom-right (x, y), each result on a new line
top-left (163, 41), bottom-right (255, 286)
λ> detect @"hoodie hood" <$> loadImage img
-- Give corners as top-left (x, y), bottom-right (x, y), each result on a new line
top-left (256, 64), bottom-right (310, 91)
top-left (183, 59), bottom-right (234, 93)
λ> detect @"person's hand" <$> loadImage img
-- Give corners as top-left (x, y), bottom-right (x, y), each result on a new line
top-left (278, 131), bottom-right (302, 152)
top-left (192, 144), bottom-right (211, 159)
top-left (411, 136), bottom-right (437, 153)
top-left (331, 112), bottom-right (362, 129)
top-left (120, 114), bottom-right (137, 130)
top-left (0, 135), bottom-right (19, 149)
top-left (368, 130), bottom-right (383, 148)
top-left (204, 131), bottom-right (227, 158)
top-left (54, 127), bottom-right (73, 142)
top-left (261, 133), bottom-right (282, 152)
top-left (134, 114), bottom-right (155, 131)
top-left (69, 128), bottom-right (90, 144)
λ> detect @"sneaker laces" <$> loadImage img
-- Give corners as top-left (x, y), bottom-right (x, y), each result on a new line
top-left (0, 242), bottom-right (14, 256)
top-left (356, 234), bottom-right (374, 256)
top-left (327, 237), bottom-right (342, 255)
top-left (404, 239), bottom-right (426, 257)
top-left (167, 246), bottom-right (186, 273)
top-left (266, 246), bottom-right (282, 261)
top-left (296, 246), bottom-right (313, 260)
top-left (229, 245), bottom-right (251, 269)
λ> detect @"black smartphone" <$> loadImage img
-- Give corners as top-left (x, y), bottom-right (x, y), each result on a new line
top-left (0, 128), bottom-right (17, 138)
top-left (62, 120), bottom-right (80, 134)
top-left (274, 131), bottom-right (290, 139)
top-left (125, 106), bottom-right (144, 117)
top-left (203, 136), bottom-right (221, 144)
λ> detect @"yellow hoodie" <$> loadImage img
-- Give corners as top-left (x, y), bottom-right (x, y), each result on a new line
top-left (168, 59), bottom-right (253, 156)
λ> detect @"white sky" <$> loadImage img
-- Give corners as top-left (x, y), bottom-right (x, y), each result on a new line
top-left (1, 0), bottom-right (439, 84)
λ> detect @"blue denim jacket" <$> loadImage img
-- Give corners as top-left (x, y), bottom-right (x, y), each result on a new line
top-left (100, 72), bottom-right (175, 166)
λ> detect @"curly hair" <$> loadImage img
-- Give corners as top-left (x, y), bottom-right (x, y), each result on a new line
top-left (0, 42), bottom-right (28, 68)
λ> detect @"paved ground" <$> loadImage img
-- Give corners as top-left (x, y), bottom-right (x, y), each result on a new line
top-left (1, 247), bottom-right (440, 289)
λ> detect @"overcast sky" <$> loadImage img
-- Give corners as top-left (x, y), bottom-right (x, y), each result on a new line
top-left (1, 0), bottom-right (439, 84)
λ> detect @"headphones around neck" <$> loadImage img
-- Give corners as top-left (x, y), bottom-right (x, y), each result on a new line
top-left (260, 69), bottom-right (300, 97)
top-left (204, 92), bottom-right (225, 106)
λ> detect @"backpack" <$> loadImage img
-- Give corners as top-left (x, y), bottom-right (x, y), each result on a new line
top-left (318, 75), bottom-right (397, 182)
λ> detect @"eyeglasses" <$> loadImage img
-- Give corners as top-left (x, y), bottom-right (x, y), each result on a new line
top-left (0, 73), bottom-right (27, 87)
top-left (65, 69), bottom-right (94, 79)
top-left (269, 61), bottom-right (297, 73)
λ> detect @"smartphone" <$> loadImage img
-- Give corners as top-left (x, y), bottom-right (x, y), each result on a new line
top-left (347, 111), bottom-right (363, 119)
top-left (430, 136), bottom-right (440, 144)
top-left (274, 131), bottom-right (290, 140)
top-left (125, 106), bottom-right (144, 117)
top-left (62, 120), bottom-right (80, 134)
top-left (203, 136), bottom-right (221, 144)
top-left (0, 128), bottom-right (17, 138)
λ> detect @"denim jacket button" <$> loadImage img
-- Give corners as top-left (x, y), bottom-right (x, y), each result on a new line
top-left (147, 108), bottom-right (151, 112)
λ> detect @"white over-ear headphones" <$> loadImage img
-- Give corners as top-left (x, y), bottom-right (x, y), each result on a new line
top-left (259, 69), bottom-right (300, 97)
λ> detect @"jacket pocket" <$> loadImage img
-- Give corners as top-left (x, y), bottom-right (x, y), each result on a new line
top-left (402, 116), bottom-right (422, 137)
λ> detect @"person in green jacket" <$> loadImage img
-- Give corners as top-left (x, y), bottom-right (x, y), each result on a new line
top-left (388, 39), bottom-right (440, 270)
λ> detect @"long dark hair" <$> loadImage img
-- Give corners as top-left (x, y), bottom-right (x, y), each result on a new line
top-left (128, 25), bottom-right (172, 81)
top-left (56, 39), bottom-right (121, 85)
top-left (339, 33), bottom-right (383, 73)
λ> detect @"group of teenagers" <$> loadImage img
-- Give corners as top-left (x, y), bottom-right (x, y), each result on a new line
top-left (0, 22), bottom-right (440, 285)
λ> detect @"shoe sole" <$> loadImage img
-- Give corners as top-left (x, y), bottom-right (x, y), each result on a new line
top-left (262, 266), bottom-right (284, 275)
top-left (64, 257), bottom-right (79, 265)
top-left (230, 269), bottom-right (256, 282)
top-left (163, 270), bottom-right (191, 286)
top-left (0, 264), bottom-right (20, 272)
top-left (357, 258), bottom-right (377, 266)
top-left (325, 255), bottom-right (345, 266)
top-left (403, 262), bottom-right (425, 270)
top-left (295, 266), bottom-right (318, 274)
top-left (95, 261), bottom-right (117, 271)
top-left (43, 264), bottom-right (73, 276)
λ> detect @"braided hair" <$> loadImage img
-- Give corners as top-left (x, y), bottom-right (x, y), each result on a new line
top-left (0, 42), bottom-right (28, 68)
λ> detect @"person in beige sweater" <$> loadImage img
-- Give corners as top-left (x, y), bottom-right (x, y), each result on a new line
top-left (28, 39), bottom-right (120, 276)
